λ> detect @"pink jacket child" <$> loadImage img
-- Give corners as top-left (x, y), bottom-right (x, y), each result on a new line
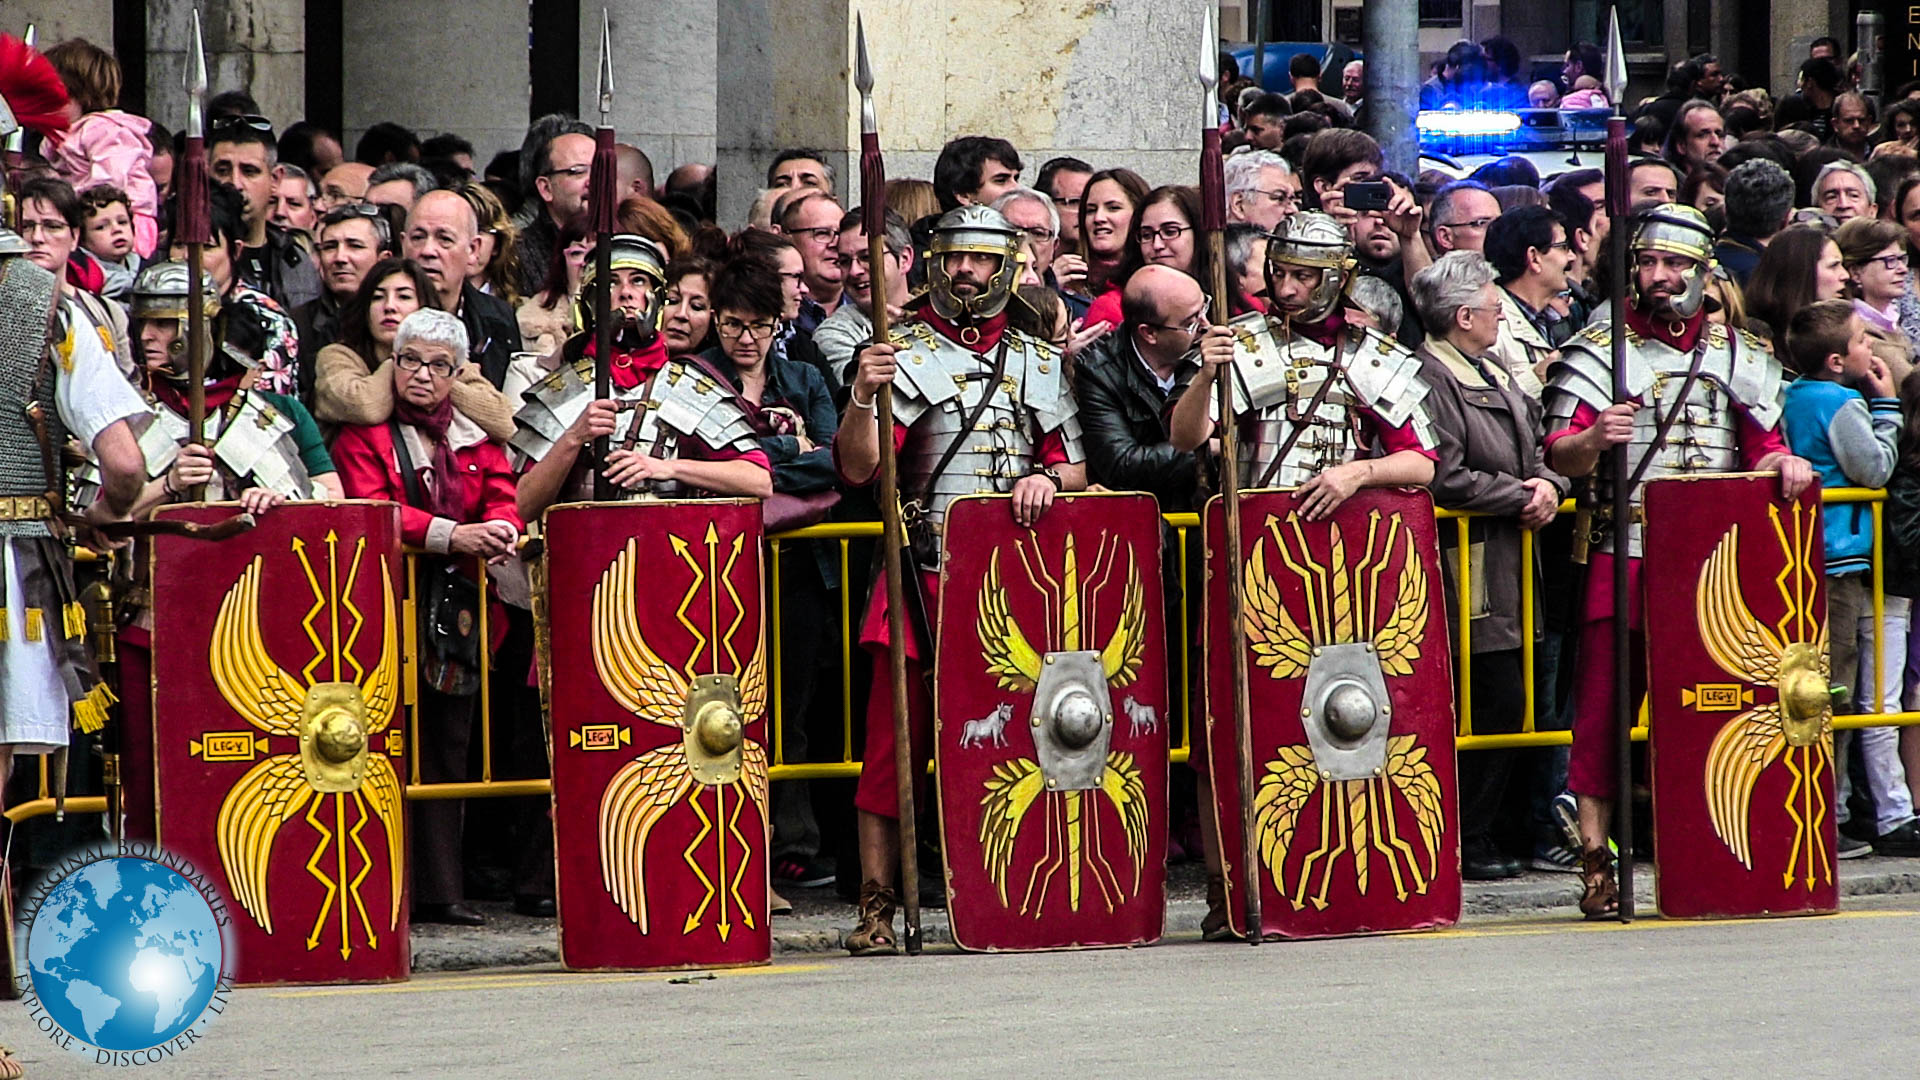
top-left (48, 109), bottom-right (160, 259)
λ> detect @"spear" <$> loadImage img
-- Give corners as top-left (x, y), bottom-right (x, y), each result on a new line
top-left (856, 12), bottom-right (921, 957)
top-left (589, 8), bottom-right (617, 501)
top-left (2, 25), bottom-right (32, 174)
top-left (1603, 6), bottom-right (1634, 923)
top-left (1198, 7), bottom-right (1260, 945)
top-left (179, 9), bottom-right (212, 501)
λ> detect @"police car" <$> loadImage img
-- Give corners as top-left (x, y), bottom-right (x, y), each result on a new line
top-left (1416, 107), bottom-right (1613, 182)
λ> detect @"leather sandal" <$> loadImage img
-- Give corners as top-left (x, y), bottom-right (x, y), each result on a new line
top-left (1201, 873), bottom-right (1236, 941)
top-left (0, 1042), bottom-right (24, 1079)
top-left (845, 880), bottom-right (898, 956)
top-left (1579, 847), bottom-right (1619, 920)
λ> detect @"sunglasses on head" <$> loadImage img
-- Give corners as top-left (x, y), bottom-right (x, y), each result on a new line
top-left (211, 114), bottom-right (275, 137)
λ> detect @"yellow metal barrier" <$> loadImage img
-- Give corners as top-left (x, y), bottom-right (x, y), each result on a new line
top-left (8, 488), bottom-right (1913, 825)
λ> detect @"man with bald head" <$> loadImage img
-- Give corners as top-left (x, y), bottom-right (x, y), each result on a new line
top-left (405, 189), bottom-right (522, 386)
top-left (1074, 263), bottom-right (1207, 507)
top-left (319, 162), bottom-right (375, 212)
top-left (616, 144), bottom-right (655, 201)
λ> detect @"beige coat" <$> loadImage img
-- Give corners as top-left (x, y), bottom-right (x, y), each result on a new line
top-left (311, 343), bottom-right (517, 441)
top-left (1485, 287), bottom-right (1553, 401)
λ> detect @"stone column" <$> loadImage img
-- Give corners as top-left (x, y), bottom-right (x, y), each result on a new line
top-left (147, 0), bottom-right (306, 134)
top-left (1770, 0), bottom-right (1850, 96)
top-left (581, 4), bottom-right (716, 184)
top-left (2, 4), bottom-right (115, 52)
top-left (341, 0), bottom-right (525, 161)
top-left (716, 0), bottom-right (1202, 228)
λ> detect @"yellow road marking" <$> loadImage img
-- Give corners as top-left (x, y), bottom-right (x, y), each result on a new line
top-left (1426, 908), bottom-right (1917, 940)
top-left (264, 962), bottom-right (827, 998)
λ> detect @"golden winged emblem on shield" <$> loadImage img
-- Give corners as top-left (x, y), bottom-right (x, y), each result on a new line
top-left (1239, 510), bottom-right (1444, 909)
top-left (592, 534), bottom-right (769, 940)
top-left (1693, 508), bottom-right (1834, 888)
top-left (974, 532), bottom-right (1151, 915)
top-left (208, 539), bottom-right (403, 959)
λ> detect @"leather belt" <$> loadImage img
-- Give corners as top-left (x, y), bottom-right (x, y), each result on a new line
top-left (0, 495), bottom-right (52, 521)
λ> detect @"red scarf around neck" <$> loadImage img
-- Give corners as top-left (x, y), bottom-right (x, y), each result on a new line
top-left (395, 393), bottom-right (466, 519)
top-left (1622, 301), bottom-right (1707, 353)
top-left (584, 336), bottom-right (669, 391)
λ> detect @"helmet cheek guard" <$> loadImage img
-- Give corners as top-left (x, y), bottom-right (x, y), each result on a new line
top-left (1265, 210), bottom-right (1356, 323)
top-left (576, 233), bottom-right (671, 347)
top-left (926, 205), bottom-right (1025, 325)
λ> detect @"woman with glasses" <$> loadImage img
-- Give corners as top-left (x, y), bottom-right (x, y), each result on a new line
top-left (330, 309), bottom-right (525, 927)
top-left (1086, 185), bottom-right (1226, 332)
top-left (313, 256), bottom-right (515, 439)
top-left (1409, 251), bottom-right (1567, 882)
top-left (1837, 217), bottom-right (1919, 387)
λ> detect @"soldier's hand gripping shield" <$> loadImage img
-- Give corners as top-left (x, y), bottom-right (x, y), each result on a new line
top-left (1203, 487), bottom-right (1461, 939)
top-left (933, 493), bottom-right (1170, 951)
top-left (1644, 474), bottom-right (1839, 919)
top-left (542, 499), bottom-right (772, 971)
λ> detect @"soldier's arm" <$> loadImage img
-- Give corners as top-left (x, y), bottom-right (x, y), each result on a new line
top-left (88, 419), bottom-right (146, 518)
top-left (834, 342), bottom-right (897, 485)
top-left (660, 457), bottom-right (775, 500)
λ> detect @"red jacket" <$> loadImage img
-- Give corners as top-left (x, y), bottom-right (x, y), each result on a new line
top-left (330, 422), bottom-right (524, 549)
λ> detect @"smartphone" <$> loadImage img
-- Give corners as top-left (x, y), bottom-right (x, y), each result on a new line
top-left (1343, 181), bottom-right (1392, 212)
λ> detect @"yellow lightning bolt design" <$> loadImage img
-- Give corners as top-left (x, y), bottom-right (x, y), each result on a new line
top-left (346, 791), bottom-right (378, 951)
top-left (725, 784), bottom-right (756, 932)
top-left (291, 536), bottom-right (328, 683)
top-left (669, 530), bottom-right (711, 679)
top-left (720, 532), bottom-right (746, 672)
top-left (680, 788), bottom-right (718, 934)
top-left (303, 795), bottom-right (340, 953)
top-left (337, 536), bottom-right (369, 682)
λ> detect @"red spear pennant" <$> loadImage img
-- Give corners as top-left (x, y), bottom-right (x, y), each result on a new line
top-left (589, 8), bottom-right (617, 500)
top-left (1197, 5), bottom-right (1260, 945)
top-left (855, 11), bottom-right (922, 957)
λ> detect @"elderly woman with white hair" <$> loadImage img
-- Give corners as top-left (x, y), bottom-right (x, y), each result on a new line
top-left (1409, 250), bottom-right (1569, 882)
top-left (330, 307), bottom-right (524, 928)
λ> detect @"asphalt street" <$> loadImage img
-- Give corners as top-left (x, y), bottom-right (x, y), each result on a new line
top-left (12, 895), bottom-right (1919, 1079)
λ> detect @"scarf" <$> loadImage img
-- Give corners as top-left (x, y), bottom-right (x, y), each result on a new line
top-left (922, 306), bottom-right (1008, 353)
top-left (395, 394), bottom-right (466, 519)
top-left (584, 335), bottom-right (669, 392)
top-left (1622, 301), bottom-right (1706, 353)
top-left (151, 373), bottom-right (244, 417)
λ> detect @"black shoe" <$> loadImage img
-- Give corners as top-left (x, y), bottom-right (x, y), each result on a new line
top-left (415, 902), bottom-right (487, 927)
top-left (1873, 820), bottom-right (1920, 857)
top-left (512, 895), bottom-right (557, 918)
top-left (1462, 844), bottom-right (1525, 881)
top-left (772, 855), bottom-right (838, 888)
top-left (1840, 816), bottom-right (1877, 844)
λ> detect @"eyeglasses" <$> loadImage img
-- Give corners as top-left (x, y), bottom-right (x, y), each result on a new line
top-left (1545, 240), bottom-right (1573, 251)
top-left (17, 218), bottom-right (70, 238)
top-left (1019, 226), bottom-right (1057, 244)
top-left (543, 164), bottom-right (591, 179)
top-left (1150, 303), bottom-right (1212, 337)
top-left (716, 316), bottom-right (779, 341)
top-left (1137, 223), bottom-right (1195, 244)
top-left (1252, 188), bottom-right (1301, 207)
top-left (1864, 253), bottom-right (1908, 271)
top-left (395, 350), bottom-right (457, 379)
top-left (1438, 217), bottom-right (1496, 232)
top-left (787, 226), bottom-right (840, 245)
top-left (1460, 304), bottom-right (1505, 320)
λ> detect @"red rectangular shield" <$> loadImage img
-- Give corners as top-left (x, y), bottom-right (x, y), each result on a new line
top-left (544, 500), bottom-right (770, 970)
top-left (1203, 487), bottom-right (1460, 939)
top-left (1645, 474), bottom-right (1838, 918)
top-left (151, 500), bottom-right (409, 985)
top-left (934, 493), bottom-right (1170, 951)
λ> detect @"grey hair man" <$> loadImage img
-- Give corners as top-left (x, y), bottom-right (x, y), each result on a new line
top-left (992, 186), bottom-right (1061, 279)
top-left (366, 162), bottom-right (439, 217)
top-left (816, 208), bottom-right (915, 389)
top-left (1223, 222), bottom-right (1269, 306)
top-left (271, 162), bottom-right (320, 234)
top-left (1225, 150), bottom-right (1299, 231)
top-left (1348, 274), bottom-right (1404, 334)
top-left (1813, 160), bottom-right (1875, 224)
top-left (1714, 160), bottom-right (1795, 287)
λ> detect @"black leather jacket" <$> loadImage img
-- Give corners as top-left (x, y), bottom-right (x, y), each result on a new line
top-left (1073, 332), bottom-right (1203, 513)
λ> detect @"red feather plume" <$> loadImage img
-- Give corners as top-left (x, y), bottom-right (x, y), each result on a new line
top-left (0, 35), bottom-right (71, 140)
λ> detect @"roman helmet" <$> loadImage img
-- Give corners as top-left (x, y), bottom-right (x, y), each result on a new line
top-left (1629, 203), bottom-right (1717, 319)
top-left (925, 204), bottom-right (1024, 327)
top-left (129, 260), bottom-right (222, 381)
top-left (1265, 210), bottom-right (1355, 323)
top-left (576, 233), bottom-right (670, 348)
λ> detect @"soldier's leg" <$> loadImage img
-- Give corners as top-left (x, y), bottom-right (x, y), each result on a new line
top-left (850, 651), bottom-right (932, 952)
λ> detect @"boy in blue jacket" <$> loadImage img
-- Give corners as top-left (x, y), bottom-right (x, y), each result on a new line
top-left (1782, 299), bottom-right (1917, 857)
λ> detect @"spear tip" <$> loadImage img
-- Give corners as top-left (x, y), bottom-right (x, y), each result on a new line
top-left (1604, 7), bottom-right (1627, 107)
top-left (597, 7), bottom-right (615, 117)
top-left (1197, 4), bottom-right (1217, 90)
top-left (855, 12), bottom-right (874, 97)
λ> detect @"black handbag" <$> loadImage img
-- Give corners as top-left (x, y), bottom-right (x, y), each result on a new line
top-left (390, 422), bottom-right (482, 696)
